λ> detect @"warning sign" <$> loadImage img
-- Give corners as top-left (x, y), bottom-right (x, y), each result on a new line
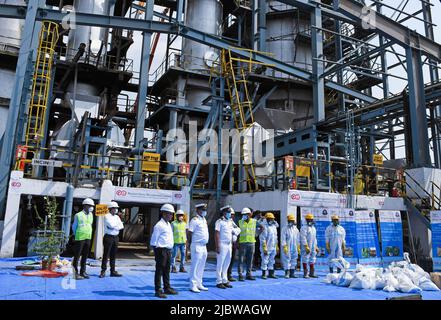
top-left (95, 204), bottom-right (108, 216)
top-left (142, 152), bottom-right (160, 172)
top-left (373, 154), bottom-right (383, 166)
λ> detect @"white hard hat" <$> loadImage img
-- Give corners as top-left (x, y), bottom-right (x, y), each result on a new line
top-left (108, 201), bottom-right (119, 209)
top-left (241, 207), bottom-right (251, 215)
top-left (195, 203), bottom-right (207, 209)
top-left (160, 203), bottom-right (175, 213)
top-left (220, 205), bottom-right (231, 211)
top-left (176, 209), bottom-right (185, 215)
top-left (82, 198), bottom-right (95, 206)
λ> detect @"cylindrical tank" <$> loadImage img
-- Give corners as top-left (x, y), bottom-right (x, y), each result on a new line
top-left (181, 0), bottom-right (222, 109)
top-left (265, 0), bottom-right (313, 131)
top-left (67, 0), bottom-right (110, 61)
top-left (0, 0), bottom-right (25, 51)
top-left (0, 0), bottom-right (25, 139)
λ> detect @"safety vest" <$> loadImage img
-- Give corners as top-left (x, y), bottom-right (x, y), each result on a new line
top-left (172, 220), bottom-right (187, 244)
top-left (75, 210), bottom-right (93, 241)
top-left (239, 218), bottom-right (257, 243)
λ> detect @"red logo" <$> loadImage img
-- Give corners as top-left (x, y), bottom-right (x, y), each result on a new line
top-left (116, 190), bottom-right (127, 197)
top-left (11, 181), bottom-right (21, 188)
top-left (174, 193), bottom-right (182, 199)
top-left (290, 193), bottom-right (301, 201)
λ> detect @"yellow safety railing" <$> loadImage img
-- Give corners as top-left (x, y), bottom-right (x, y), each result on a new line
top-left (25, 21), bottom-right (59, 150)
top-left (221, 48), bottom-right (273, 192)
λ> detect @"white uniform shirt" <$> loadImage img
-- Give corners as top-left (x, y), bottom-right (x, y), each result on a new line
top-left (104, 213), bottom-right (124, 236)
top-left (215, 218), bottom-right (241, 244)
top-left (188, 215), bottom-right (209, 245)
top-left (150, 218), bottom-right (174, 249)
top-left (231, 220), bottom-right (241, 243)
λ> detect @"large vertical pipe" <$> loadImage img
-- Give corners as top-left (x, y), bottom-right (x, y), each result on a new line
top-left (62, 184), bottom-right (74, 243)
top-left (311, 4), bottom-right (325, 123)
top-left (133, 1), bottom-right (153, 183)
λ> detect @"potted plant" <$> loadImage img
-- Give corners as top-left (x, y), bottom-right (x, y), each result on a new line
top-left (32, 197), bottom-right (65, 271)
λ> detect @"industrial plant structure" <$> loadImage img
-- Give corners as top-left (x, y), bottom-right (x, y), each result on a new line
top-left (0, 0), bottom-right (440, 269)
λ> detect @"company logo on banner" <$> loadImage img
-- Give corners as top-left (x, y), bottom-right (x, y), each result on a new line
top-left (339, 208), bottom-right (358, 268)
top-left (114, 187), bottom-right (186, 204)
top-left (379, 210), bottom-right (404, 266)
top-left (289, 190), bottom-right (346, 208)
top-left (355, 210), bottom-right (381, 267)
top-left (431, 211), bottom-right (441, 271)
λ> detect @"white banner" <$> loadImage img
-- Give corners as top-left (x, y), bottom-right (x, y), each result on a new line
top-left (114, 187), bottom-right (187, 204)
top-left (289, 190), bottom-right (346, 208)
top-left (31, 159), bottom-right (63, 167)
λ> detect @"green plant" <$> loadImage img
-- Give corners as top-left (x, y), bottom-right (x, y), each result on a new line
top-left (32, 197), bottom-right (64, 270)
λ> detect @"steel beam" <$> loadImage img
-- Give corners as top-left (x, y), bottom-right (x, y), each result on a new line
top-left (311, 4), bottom-right (325, 122)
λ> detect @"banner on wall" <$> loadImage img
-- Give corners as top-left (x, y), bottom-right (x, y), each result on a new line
top-left (379, 210), bottom-right (404, 265)
top-left (355, 210), bottom-right (382, 267)
top-left (431, 211), bottom-right (441, 271)
top-left (339, 208), bottom-right (358, 268)
top-left (300, 207), bottom-right (331, 270)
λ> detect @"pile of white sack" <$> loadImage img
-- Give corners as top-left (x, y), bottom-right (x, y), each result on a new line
top-left (323, 253), bottom-right (440, 293)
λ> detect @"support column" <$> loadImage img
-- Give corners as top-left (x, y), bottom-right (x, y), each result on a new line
top-left (311, 4), bottom-right (325, 123)
top-left (0, 0), bottom-right (43, 216)
top-left (252, 0), bottom-right (266, 52)
top-left (405, 45), bottom-right (431, 167)
top-left (133, 0), bottom-right (153, 183)
top-left (94, 180), bottom-right (114, 259)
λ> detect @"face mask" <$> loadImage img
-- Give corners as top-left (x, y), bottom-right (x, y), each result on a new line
top-left (225, 212), bottom-right (231, 220)
top-left (288, 222), bottom-right (295, 227)
top-left (111, 209), bottom-right (118, 215)
top-left (242, 215), bottom-right (248, 221)
top-left (307, 221), bottom-right (314, 226)
top-left (268, 220), bottom-right (274, 225)
top-left (333, 221), bottom-right (339, 226)
top-left (200, 211), bottom-right (207, 217)
top-left (87, 207), bottom-right (94, 214)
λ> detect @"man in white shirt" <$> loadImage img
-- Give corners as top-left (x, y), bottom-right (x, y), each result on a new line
top-left (215, 206), bottom-right (241, 289)
top-left (100, 201), bottom-right (124, 278)
top-left (150, 203), bottom-right (178, 298)
top-left (187, 203), bottom-right (209, 293)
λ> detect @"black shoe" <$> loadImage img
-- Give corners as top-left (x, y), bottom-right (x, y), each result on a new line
top-left (171, 266), bottom-right (177, 273)
top-left (155, 290), bottom-right (167, 298)
top-left (284, 270), bottom-right (290, 279)
top-left (289, 269), bottom-right (297, 278)
top-left (262, 270), bottom-right (267, 280)
top-left (329, 267), bottom-right (334, 274)
top-left (179, 266), bottom-right (187, 273)
top-left (337, 268), bottom-right (341, 274)
top-left (246, 274), bottom-right (256, 280)
top-left (268, 270), bottom-right (278, 279)
top-left (228, 275), bottom-right (237, 282)
top-left (80, 272), bottom-right (89, 279)
top-left (164, 288), bottom-right (178, 295)
top-left (216, 283), bottom-right (227, 289)
top-left (99, 271), bottom-right (105, 278)
top-left (223, 282), bottom-right (233, 288)
top-left (238, 274), bottom-right (245, 281)
top-left (74, 273), bottom-right (85, 280)
top-left (110, 271), bottom-right (122, 277)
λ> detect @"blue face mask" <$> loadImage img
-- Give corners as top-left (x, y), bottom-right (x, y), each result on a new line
top-left (242, 215), bottom-right (248, 220)
top-left (225, 212), bottom-right (231, 220)
top-left (200, 211), bottom-right (207, 217)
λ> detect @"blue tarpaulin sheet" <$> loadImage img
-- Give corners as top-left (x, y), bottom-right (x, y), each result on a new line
top-left (1, 258), bottom-right (441, 300)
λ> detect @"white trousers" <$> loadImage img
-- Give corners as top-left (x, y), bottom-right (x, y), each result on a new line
top-left (189, 243), bottom-right (207, 288)
top-left (282, 249), bottom-right (299, 270)
top-left (261, 247), bottom-right (277, 271)
top-left (216, 242), bottom-right (232, 284)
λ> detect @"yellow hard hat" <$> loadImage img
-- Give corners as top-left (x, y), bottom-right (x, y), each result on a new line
top-left (305, 213), bottom-right (314, 220)
top-left (287, 214), bottom-right (296, 221)
top-left (265, 212), bottom-right (275, 219)
top-left (331, 215), bottom-right (339, 220)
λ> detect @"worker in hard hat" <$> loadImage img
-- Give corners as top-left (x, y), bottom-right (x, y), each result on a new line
top-left (325, 215), bottom-right (346, 273)
top-left (238, 207), bottom-right (258, 281)
top-left (281, 214), bottom-right (300, 278)
top-left (171, 209), bottom-right (188, 273)
top-left (260, 212), bottom-right (279, 279)
top-left (71, 198), bottom-right (95, 280)
top-left (227, 208), bottom-right (239, 282)
top-left (150, 203), bottom-right (178, 298)
top-left (188, 203), bottom-right (209, 293)
top-left (215, 206), bottom-right (241, 289)
top-left (300, 213), bottom-right (320, 278)
top-left (100, 201), bottom-right (124, 278)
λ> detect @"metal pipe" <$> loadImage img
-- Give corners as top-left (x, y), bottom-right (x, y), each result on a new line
top-left (62, 184), bottom-right (74, 244)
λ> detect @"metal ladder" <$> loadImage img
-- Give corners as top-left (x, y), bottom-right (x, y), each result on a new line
top-left (24, 21), bottom-right (59, 152)
top-left (221, 48), bottom-right (260, 192)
